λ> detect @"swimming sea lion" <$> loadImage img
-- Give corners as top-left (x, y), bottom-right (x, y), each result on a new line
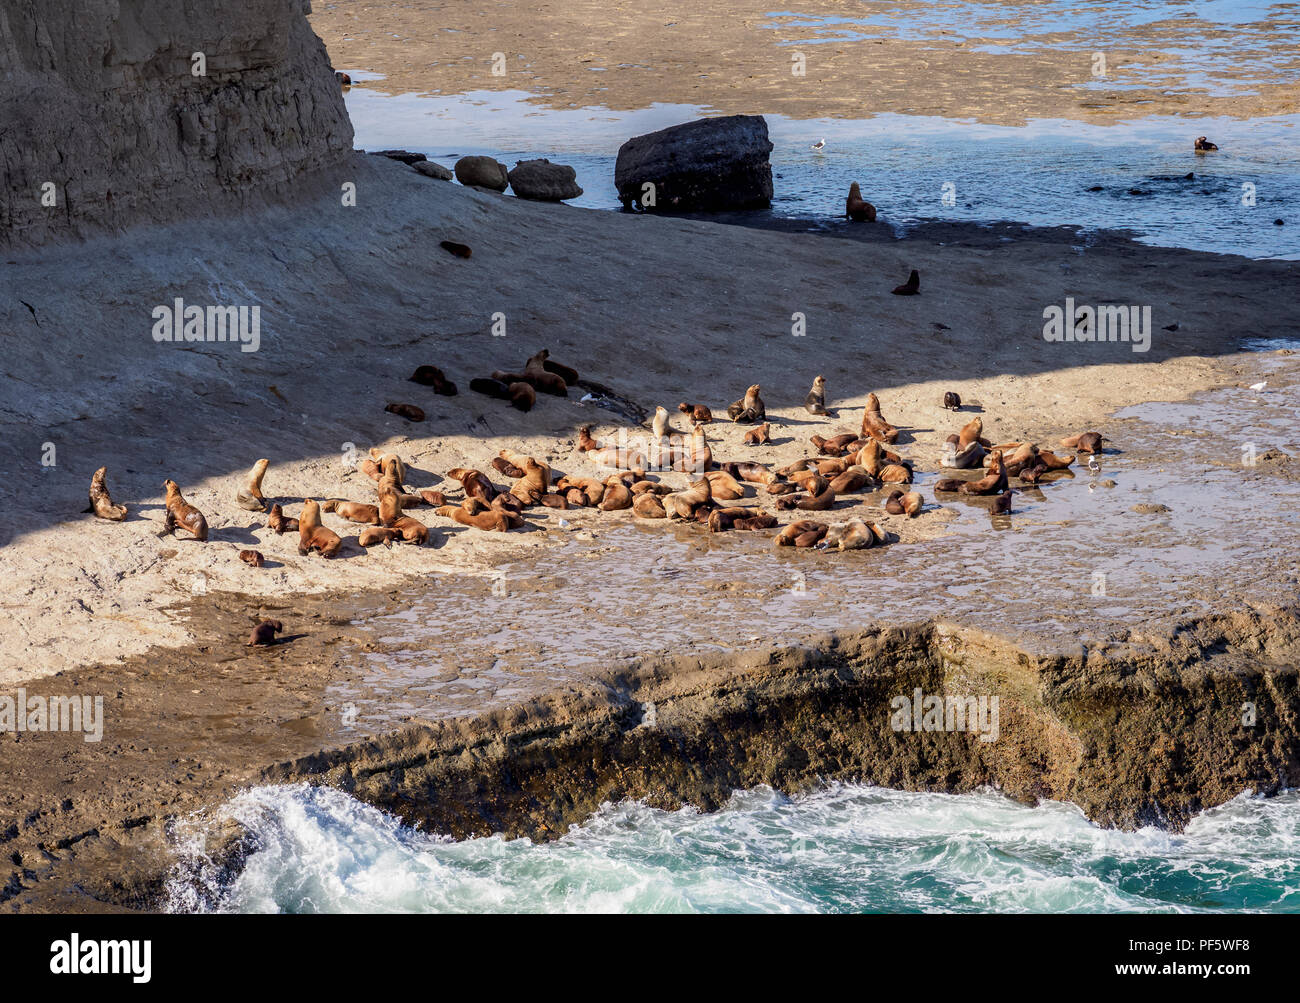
top-left (85, 466), bottom-right (127, 521)
top-left (385, 402), bottom-right (425, 422)
top-left (678, 403), bottom-right (712, 425)
top-left (891, 270), bottom-right (920, 296)
top-left (298, 499), bottom-right (342, 557)
top-left (240, 549), bottom-right (265, 568)
top-left (248, 620), bottom-right (283, 646)
top-left (846, 183), bottom-right (877, 222)
top-left (1194, 136), bottom-right (1218, 151)
top-left (805, 376), bottom-right (828, 415)
top-left (726, 384), bottom-right (765, 424)
top-left (267, 504), bottom-right (299, 534)
top-left (861, 393), bottom-right (899, 444)
top-left (409, 365), bottom-right (458, 396)
top-left (163, 480), bottom-right (208, 542)
top-left (943, 392), bottom-right (961, 411)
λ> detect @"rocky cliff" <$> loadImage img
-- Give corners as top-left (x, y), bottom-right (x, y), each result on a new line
top-left (0, 0), bottom-right (352, 245)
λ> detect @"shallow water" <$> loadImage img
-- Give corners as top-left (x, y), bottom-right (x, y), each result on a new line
top-left (345, 84), bottom-right (1300, 260)
top-left (166, 783), bottom-right (1300, 913)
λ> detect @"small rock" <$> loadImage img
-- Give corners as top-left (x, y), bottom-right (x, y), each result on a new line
top-left (1098, 478), bottom-right (1117, 488)
top-left (1131, 503), bottom-right (1171, 514)
top-left (508, 159), bottom-right (583, 201)
top-left (413, 161), bottom-right (453, 181)
top-left (371, 149), bottom-right (427, 165)
top-left (454, 155), bottom-right (509, 192)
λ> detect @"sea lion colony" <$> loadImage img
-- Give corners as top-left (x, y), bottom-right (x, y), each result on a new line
top-left (83, 354), bottom-right (1108, 622)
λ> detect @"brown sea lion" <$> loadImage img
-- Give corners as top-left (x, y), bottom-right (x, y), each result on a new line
top-left (359, 457), bottom-right (382, 482)
top-left (958, 416), bottom-right (991, 449)
top-left (557, 475), bottom-right (607, 506)
top-left (239, 549), bottom-right (265, 568)
top-left (797, 484), bottom-right (836, 511)
top-left (765, 480), bottom-right (797, 495)
top-left (630, 480), bottom-right (672, 496)
top-left (1036, 449), bottom-right (1074, 470)
top-left (878, 463), bottom-right (913, 484)
top-left (812, 432), bottom-right (859, 456)
top-left (706, 506), bottom-right (757, 532)
top-left (440, 240), bottom-right (472, 258)
top-left (632, 493), bottom-right (667, 518)
top-left (663, 477), bottom-right (712, 519)
top-left (508, 382), bottom-right (536, 412)
top-left (744, 423), bottom-right (771, 446)
top-left (493, 456), bottom-right (525, 479)
top-left (163, 480), bottom-right (208, 542)
top-left (385, 402), bottom-right (425, 422)
top-left (248, 620), bottom-right (283, 646)
top-left (678, 402), bottom-right (712, 425)
top-left (85, 466), bottom-right (127, 521)
top-left (530, 349), bottom-right (579, 386)
top-left (358, 526), bottom-right (401, 548)
top-left (267, 504), bottom-right (299, 534)
top-left (817, 457), bottom-right (850, 476)
top-left (236, 458), bottom-right (269, 511)
top-left (726, 384), bottom-right (765, 424)
top-left (829, 466), bottom-right (872, 494)
top-left (409, 365), bottom-right (458, 395)
top-left (704, 469), bottom-right (746, 500)
top-left (735, 514), bottom-right (778, 531)
top-left (993, 489), bottom-right (1017, 514)
top-left (369, 450), bottom-right (408, 485)
top-left (943, 392), bottom-right (961, 411)
top-left (577, 425), bottom-right (602, 452)
top-left (447, 467), bottom-right (498, 504)
top-left (861, 393), bottom-right (900, 444)
top-left (436, 505), bottom-right (511, 532)
top-left (891, 269), bottom-right (920, 296)
top-left (1194, 136), bottom-right (1218, 152)
top-left (805, 375), bottom-right (828, 415)
top-left (959, 450), bottom-right (1008, 495)
top-left (333, 501), bottom-right (382, 525)
top-left (470, 377), bottom-right (512, 400)
top-left (510, 457), bottom-right (551, 505)
top-left (419, 489), bottom-right (448, 507)
top-left (846, 183), bottom-right (877, 222)
top-left (599, 475), bottom-right (633, 511)
top-left (838, 519), bottom-right (886, 550)
top-left (945, 439), bottom-right (986, 469)
top-left (390, 515), bottom-right (430, 545)
top-left (1061, 431), bottom-right (1107, 454)
top-left (884, 490), bottom-right (923, 517)
top-left (775, 520), bottom-right (827, 548)
top-left (298, 499), bottom-right (342, 557)
top-left (722, 461), bottom-right (778, 486)
top-left (788, 470), bottom-right (830, 494)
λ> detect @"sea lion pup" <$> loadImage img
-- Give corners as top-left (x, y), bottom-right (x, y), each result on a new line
top-left (663, 476), bottom-right (712, 519)
top-left (240, 549), bottom-right (265, 568)
top-left (678, 402), bottom-right (713, 425)
top-left (359, 526), bottom-right (401, 548)
top-left (1061, 431), bottom-right (1107, 454)
top-left (845, 183), bottom-right (877, 222)
top-left (993, 489), bottom-right (1017, 514)
top-left (447, 467), bottom-right (498, 504)
top-left (389, 515), bottom-right (430, 545)
top-left (704, 469), bottom-right (746, 500)
top-left (599, 475), bottom-right (633, 511)
top-left (248, 620), bottom-right (283, 646)
top-left (860, 393), bottom-right (900, 444)
top-left (958, 450), bottom-right (1007, 495)
top-left (722, 461), bottom-right (778, 486)
top-left (1194, 136), bottom-right (1218, 151)
top-left (470, 377), bottom-right (513, 400)
top-left (409, 365), bottom-right (458, 396)
top-left (557, 475), bottom-right (607, 506)
top-left (743, 422), bottom-right (772, 446)
top-left (891, 269), bottom-right (920, 296)
top-left (943, 391), bottom-right (961, 411)
top-left (805, 376), bottom-right (828, 415)
top-left (335, 70), bottom-right (352, 87)
top-left (884, 490), bottom-right (924, 517)
top-left (577, 425), bottom-right (602, 452)
top-left (530, 349), bottom-right (580, 386)
top-left (726, 384), bottom-right (766, 424)
top-left (297, 499), bottom-right (342, 557)
top-left (267, 503), bottom-right (299, 534)
top-left (235, 458), bottom-right (269, 511)
top-left (510, 457), bottom-right (551, 505)
top-left (331, 501), bottom-right (382, 525)
top-left (957, 416), bottom-right (991, 449)
top-left (829, 465), bottom-right (872, 494)
top-left (85, 466), bottom-right (127, 521)
top-left (508, 382), bottom-right (536, 412)
top-left (435, 504), bottom-right (511, 532)
top-left (385, 402), bottom-right (425, 422)
top-left (651, 405), bottom-right (672, 442)
top-left (1036, 449), bottom-right (1074, 471)
top-left (360, 457), bottom-right (383, 482)
top-left (492, 456), bottom-right (525, 479)
top-left (811, 432), bottom-right (859, 456)
top-left (419, 489), bottom-right (448, 507)
top-left (163, 480), bottom-right (209, 542)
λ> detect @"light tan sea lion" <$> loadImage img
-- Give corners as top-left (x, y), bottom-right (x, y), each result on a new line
top-left (633, 492), bottom-right (667, 518)
top-left (333, 501), bottom-right (382, 525)
top-left (509, 457), bottom-right (551, 505)
top-left (297, 499), bottom-right (342, 557)
top-left (163, 480), bottom-right (208, 542)
top-left (436, 505), bottom-right (511, 532)
top-left (236, 458), bottom-right (269, 511)
top-left (958, 417), bottom-right (991, 449)
top-left (861, 393), bottom-right (899, 444)
top-left (599, 475), bottom-right (633, 511)
top-left (389, 515), bottom-right (430, 545)
top-left (704, 469), bottom-right (745, 500)
top-left (85, 466), bottom-right (127, 521)
top-left (359, 526), bottom-right (401, 548)
top-left (663, 477), bottom-right (712, 519)
top-left (744, 422), bottom-right (771, 446)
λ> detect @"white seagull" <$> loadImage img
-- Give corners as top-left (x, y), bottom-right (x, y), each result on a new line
top-left (1087, 454), bottom-right (1101, 473)
top-left (1249, 381), bottom-right (1267, 391)
top-left (810, 138), bottom-right (826, 152)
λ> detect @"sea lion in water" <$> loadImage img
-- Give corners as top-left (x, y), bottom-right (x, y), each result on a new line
top-left (1194, 136), bottom-right (1218, 151)
top-left (267, 504), bottom-right (298, 534)
top-left (385, 402), bottom-right (425, 422)
top-left (440, 240), bottom-right (472, 258)
top-left (239, 549), bottom-right (265, 568)
top-left (884, 490), bottom-right (923, 517)
top-left (726, 384), bottom-right (765, 424)
top-left (163, 480), bottom-right (208, 541)
top-left (805, 375), bottom-right (828, 415)
top-left (845, 183), bottom-right (877, 222)
top-left (860, 393), bottom-right (899, 444)
top-left (248, 620), bottom-right (283, 646)
top-left (1061, 431), bottom-right (1106, 454)
top-left (298, 499), bottom-right (342, 557)
top-left (85, 466), bottom-right (127, 521)
top-left (993, 489), bottom-right (1017, 514)
top-left (957, 450), bottom-right (1008, 495)
top-left (358, 526), bottom-right (400, 548)
top-left (744, 422), bottom-right (771, 446)
top-left (891, 270), bottom-right (920, 296)
top-left (943, 392), bottom-right (961, 411)
top-left (678, 402), bottom-right (712, 425)
top-left (409, 365), bottom-right (458, 396)
top-left (236, 458), bottom-right (269, 512)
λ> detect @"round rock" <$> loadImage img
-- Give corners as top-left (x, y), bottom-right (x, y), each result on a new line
top-left (508, 159), bottom-right (583, 201)
top-left (454, 155), bottom-right (509, 192)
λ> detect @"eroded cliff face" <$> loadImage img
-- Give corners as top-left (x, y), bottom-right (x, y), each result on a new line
top-left (0, 0), bottom-right (353, 245)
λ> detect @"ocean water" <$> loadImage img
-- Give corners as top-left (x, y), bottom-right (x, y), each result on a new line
top-left (165, 784), bottom-right (1300, 913)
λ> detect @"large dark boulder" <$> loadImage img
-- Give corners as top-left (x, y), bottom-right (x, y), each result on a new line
top-left (508, 159), bottom-right (583, 201)
top-left (614, 115), bottom-right (774, 212)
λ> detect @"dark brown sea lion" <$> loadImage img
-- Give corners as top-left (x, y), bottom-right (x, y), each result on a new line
top-left (706, 506), bottom-right (757, 532)
top-left (884, 490), bottom-right (923, 517)
top-left (805, 375), bottom-right (828, 415)
top-left (492, 456), bottom-right (525, 479)
top-left (861, 393), bottom-right (899, 444)
top-left (1061, 431), bottom-right (1107, 454)
top-left (845, 183), bottom-right (877, 222)
top-left (163, 480), bottom-right (208, 541)
top-left (85, 466), bottom-right (127, 521)
top-left (239, 549), bottom-right (265, 568)
top-left (829, 466), bottom-right (872, 494)
top-left (236, 458), bottom-right (269, 511)
top-left (678, 402), bottom-right (712, 425)
top-left (440, 240), bottom-right (472, 258)
top-left (297, 499), bottom-right (342, 557)
top-left (409, 365), bottom-right (458, 396)
top-left (470, 377), bottom-right (512, 400)
top-left (734, 514), bottom-right (778, 531)
top-left (267, 504), bottom-right (299, 534)
top-left (993, 489), bottom-right (1017, 514)
top-left (335, 71), bottom-right (352, 87)
top-left (958, 450), bottom-right (1007, 495)
top-left (529, 349), bottom-right (579, 386)
top-left (447, 467), bottom-right (498, 504)
top-left (726, 384), bottom-right (765, 424)
top-left (385, 402), bottom-right (425, 422)
top-left (891, 269), bottom-right (920, 296)
top-left (508, 382), bottom-right (536, 412)
top-left (943, 392), bottom-right (961, 411)
top-left (248, 620), bottom-right (283, 646)
top-left (812, 433), bottom-right (859, 456)
top-left (1194, 136), bottom-right (1218, 151)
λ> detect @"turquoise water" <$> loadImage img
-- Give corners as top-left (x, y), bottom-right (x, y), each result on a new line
top-left (166, 784), bottom-right (1300, 913)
